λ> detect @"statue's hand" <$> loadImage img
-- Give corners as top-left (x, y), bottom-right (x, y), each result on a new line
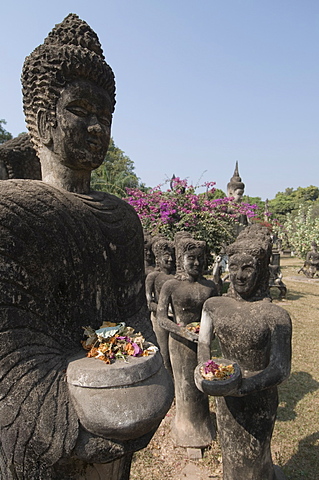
top-left (180, 326), bottom-right (198, 343)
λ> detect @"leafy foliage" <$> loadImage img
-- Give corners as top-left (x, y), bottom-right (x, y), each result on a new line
top-left (0, 119), bottom-right (13, 144)
top-left (269, 186), bottom-right (319, 223)
top-left (125, 177), bottom-right (259, 258)
top-left (280, 204), bottom-right (319, 258)
top-left (91, 137), bottom-right (140, 197)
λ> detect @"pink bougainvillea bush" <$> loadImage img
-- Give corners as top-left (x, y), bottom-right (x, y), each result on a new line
top-left (125, 177), bottom-right (259, 259)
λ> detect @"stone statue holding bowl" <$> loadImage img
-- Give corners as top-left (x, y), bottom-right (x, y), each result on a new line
top-left (145, 237), bottom-right (175, 374)
top-left (157, 236), bottom-right (219, 450)
top-left (195, 225), bottom-right (292, 480)
top-left (0, 14), bottom-right (173, 479)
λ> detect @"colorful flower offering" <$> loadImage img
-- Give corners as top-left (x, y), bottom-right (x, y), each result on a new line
top-left (82, 321), bottom-right (158, 364)
top-left (186, 322), bottom-right (200, 334)
top-left (200, 359), bottom-right (235, 381)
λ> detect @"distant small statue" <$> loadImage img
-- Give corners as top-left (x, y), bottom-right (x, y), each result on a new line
top-left (298, 241), bottom-right (319, 278)
top-left (196, 225), bottom-right (292, 480)
top-left (157, 236), bottom-right (219, 449)
top-left (227, 161), bottom-right (245, 203)
top-left (269, 251), bottom-right (287, 299)
top-left (227, 162), bottom-right (248, 236)
top-left (145, 237), bottom-right (175, 373)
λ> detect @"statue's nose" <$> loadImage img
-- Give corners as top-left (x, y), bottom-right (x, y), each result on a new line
top-left (87, 115), bottom-right (104, 134)
top-left (237, 267), bottom-right (245, 280)
top-left (88, 123), bottom-right (103, 134)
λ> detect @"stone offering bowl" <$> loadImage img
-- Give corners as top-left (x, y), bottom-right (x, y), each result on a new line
top-left (194, 358), bottom-right (241, 396)
top-left (67, 349), bottom-right (173, 441)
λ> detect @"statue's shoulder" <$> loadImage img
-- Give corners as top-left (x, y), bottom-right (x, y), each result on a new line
top-left (255, 300), bottom-right (292, 326)
top-left (0, 180), bottom-right (89, 226)
top-left (203, 295), bottom-right (236, 314)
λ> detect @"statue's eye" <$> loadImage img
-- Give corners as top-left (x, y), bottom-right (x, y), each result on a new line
top-left (67, 105), bottom-right (89, 117)
top-left (243, 267), bottom-right (255, 274)
top-left (99, 115), bottom-right (111, 126)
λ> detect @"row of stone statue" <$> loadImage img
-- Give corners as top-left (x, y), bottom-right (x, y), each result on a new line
top-left (142, 227), bottom-right (291, 480)
top-left (0, 13), bottom-right (291, 480)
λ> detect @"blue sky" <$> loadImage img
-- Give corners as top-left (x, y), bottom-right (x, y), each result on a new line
top-left (1, 1), bottom-right (319, 200)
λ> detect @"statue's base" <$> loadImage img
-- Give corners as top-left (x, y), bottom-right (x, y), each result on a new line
top-left (186, 448), bottom-right (202, 460)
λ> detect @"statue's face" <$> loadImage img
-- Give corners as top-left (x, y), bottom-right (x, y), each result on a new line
top-left (233, 188), bottom-right (244, 202)
top-left (158, 248), bottom-right (174, 272)
top-left (182, 248), bottom-right (204, 278)
top-left (51, 79), bottom-right (112, 170)
top-left (228, 253), bottom-right (258, 297)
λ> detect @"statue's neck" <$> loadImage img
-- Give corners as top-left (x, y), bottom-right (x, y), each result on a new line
top-left (38, 146), bottom-right (91, 194)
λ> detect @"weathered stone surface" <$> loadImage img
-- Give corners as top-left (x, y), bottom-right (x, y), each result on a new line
top-left (197, 225), bottom-right (292, 480)
top-left (157, 236), bottom-right (218, 448)
top-left (143, 231), bottom-right (156, 275)
top-left (145, 237), bottom-right (175, 374)
top-left (0, 133), bottom-right (41, 180)
top-left (0, 13), bottom-right (173, 479)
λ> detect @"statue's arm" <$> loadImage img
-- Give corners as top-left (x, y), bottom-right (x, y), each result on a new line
top-left (145, 271), bottom-right (158, 312)
top-left (197, 299), bottom-right (216, 364)
top-left (235, 310), bottom-right (292, 397)
top-left (157, 281), bottom-right (198, 342)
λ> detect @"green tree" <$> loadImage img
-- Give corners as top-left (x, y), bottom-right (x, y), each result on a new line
top-left (90, 138), bottom-right (140, 197)
top-left (0, 119), bottom-right (13, 144)
top-left (283, 204), bottom-right (319, 258)
top-left (268, 186), bottom-right (319, 223)
top-left (268, 189), bottom-right (297, 222)
top-left (294, 185), bottom-right (319, 203)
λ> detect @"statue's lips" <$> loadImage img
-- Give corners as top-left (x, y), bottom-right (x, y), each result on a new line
top-left (87, 139), bottom-right (104, 152)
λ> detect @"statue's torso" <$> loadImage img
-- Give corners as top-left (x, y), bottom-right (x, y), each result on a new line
top-left (204, 296), bottom-right (288, 371)
top-left (170, 278), bottom-right (217, 325)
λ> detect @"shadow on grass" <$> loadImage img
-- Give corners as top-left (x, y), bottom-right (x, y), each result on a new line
top-left (283, 431), bottom-right (319, 480)
top-left (270, 287), bottom-right (306, 302)
top-left (285, 290), bottom-right (306, 301)
top-left (277, 371), bottom-right (319, 421)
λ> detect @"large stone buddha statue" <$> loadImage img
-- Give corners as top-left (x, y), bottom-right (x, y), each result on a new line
top-left (0, 14), bottom-right (173, 480)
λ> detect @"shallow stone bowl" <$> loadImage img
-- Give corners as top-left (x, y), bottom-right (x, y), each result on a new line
top-left (194, 358), bottom-right (241, 396)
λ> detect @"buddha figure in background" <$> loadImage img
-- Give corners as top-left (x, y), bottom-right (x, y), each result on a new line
top-left (227, 162), bottom-right (248, 236)
top-left (157, 236), bottom-right (219, 450)
top-left (197, 225), bottom-right (291, 480)
top-left (0, 14), bottom-right (173, 479)
top-left (145, 237), bottom-right (175, 374)
top-left (227, 161), bottom-right (245, 203)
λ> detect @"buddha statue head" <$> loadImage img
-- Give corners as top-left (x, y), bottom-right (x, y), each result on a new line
top-left (152, 238), bottom-right (175, 274)
top-left (227, 161), bottom-right (245, 203)
top-left (21, 13), bottom-right (115, 193)
top-left (226, 224), bottom-right (272, 300)
top-left (175, 236), bottom-right (206, 281)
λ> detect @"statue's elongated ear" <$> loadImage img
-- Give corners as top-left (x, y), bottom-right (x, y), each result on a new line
top-left (37, 109), bottom-right (53, 146)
